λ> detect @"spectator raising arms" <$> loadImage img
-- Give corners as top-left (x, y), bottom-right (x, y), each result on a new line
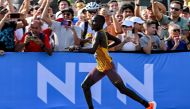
top-left (42, 0), bottom-right (81, 51)
top-left (152, 0), bottom-right (189, 32)
top-left (0, 5), bottom-right (28, 52)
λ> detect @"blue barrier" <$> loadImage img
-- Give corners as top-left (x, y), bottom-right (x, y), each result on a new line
top-left (0, 52), bottom-right (190, 109)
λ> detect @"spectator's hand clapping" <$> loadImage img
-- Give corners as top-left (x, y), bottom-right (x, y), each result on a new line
top-left (123, 37), bottom-right (131, 43)
top-left (174, 37), bottom-right (180, 47)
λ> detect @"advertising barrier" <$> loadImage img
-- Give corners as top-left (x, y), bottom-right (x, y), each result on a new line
top-left (0, 52), bottom-right (190, 109)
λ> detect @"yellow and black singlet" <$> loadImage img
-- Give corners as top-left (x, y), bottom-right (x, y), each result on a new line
top-left (93, 30), bottom-right (113, 72)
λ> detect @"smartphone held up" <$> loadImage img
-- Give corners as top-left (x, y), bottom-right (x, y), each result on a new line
top-left (62, 20), bottom-right (72, 26)
top-left (127, 30), bottom-right (134, 38)
top-left (9, 13), bottom-right (21, 19)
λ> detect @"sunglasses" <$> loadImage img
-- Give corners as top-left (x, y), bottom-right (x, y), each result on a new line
top-left (63, 12), bottom-right (72, 16)
top-left (123, 26), bottom-right (132, 28)
top-left (170, 7), bottom-right (180, 11)
top-left (134, 22), bottom-right (143, 25)
top-left (173, 29), bottom-right (180, 32)
top-left (87, 10), bottom-right (97, 14)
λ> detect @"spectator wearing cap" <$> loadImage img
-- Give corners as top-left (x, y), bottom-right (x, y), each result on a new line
top-left (140, 20), bottom-right (166, 54)
top-left (180, 6), bottom-right (190, 20)
top-left (130, 16), bottom-right (145, 49)
top-left (115, 19), bottom-right (139, 51)
top-left (55, 0), bottom-right (71, 19)
top-left (78, 2), bottom-right (100, 48)
top-left (130, 16), bottom-right (144, 33)
top-left (85, 2), bottom-right (100, 20)
top-left (42, 0), bottom-right (81, 51)
top-left (152, 0), bottom-right (189, 33)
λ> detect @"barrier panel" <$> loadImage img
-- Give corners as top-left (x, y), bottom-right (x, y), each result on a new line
top-left (0, 52), bottom-right (190, 109)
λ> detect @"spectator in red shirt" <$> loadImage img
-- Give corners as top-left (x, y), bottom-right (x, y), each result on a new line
top-left (18, 20), bottom-right (52, 55)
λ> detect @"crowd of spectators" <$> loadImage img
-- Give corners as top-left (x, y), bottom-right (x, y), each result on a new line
top-left (0, 0), bottom-right (190, 56)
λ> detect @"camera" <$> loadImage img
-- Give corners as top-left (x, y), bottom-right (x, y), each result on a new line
top-left (62, 20), bottom-right (72, 26)
top-left (10, 13), bottom-right (20, 19)
top-left (127, 30), bottom-right (134, 38)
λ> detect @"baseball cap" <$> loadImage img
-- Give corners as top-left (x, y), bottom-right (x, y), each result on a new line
top-left (130, 16), bottom-right (144, 24)
top-left (122, 19), bottom-right (133, 27)
top-left (61, 8), bottom-right (74, 16)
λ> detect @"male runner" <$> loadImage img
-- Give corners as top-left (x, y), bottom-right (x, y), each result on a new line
top-left (78, 15), bottom-right (156, 109)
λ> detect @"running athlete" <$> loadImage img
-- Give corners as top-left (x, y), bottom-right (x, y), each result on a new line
top-left (78, 15), bottom-right (156, 109)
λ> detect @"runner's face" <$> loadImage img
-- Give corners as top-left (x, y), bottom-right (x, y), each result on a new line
top-left (91, 16), bottom-right (103, 31)
top-left (91, 17), bottom-right (98, 31)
